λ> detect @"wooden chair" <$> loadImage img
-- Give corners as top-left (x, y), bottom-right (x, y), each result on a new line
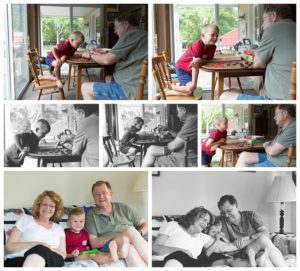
top-left (26, 49), bottom-right (65, 100)
top-left (286, 144), bottom-right (296, 167)
top-left (290, 61), bottom-right (296, 100)
top-left (152, 53), bottom-right (202, 100)
top-left (103, 135), bottom-right (135, 167)
top-left (135, 59), bottom-right (148, 100)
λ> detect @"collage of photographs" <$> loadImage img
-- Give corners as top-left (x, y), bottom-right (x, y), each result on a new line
top-left (1, 1), bottom-right (298, 269)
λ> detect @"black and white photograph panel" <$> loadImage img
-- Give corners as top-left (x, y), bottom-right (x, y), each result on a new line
top-left (4, 171), bottom-right (148, 267)
top-left (4, 104), bottom-right (99, 167)
top-left (152, 171), bottom-right (296, 267)
top-left (101, 104), bottom-right (198, 167)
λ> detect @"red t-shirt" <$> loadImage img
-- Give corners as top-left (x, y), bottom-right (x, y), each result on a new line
top-left (176, 40), bottom-right (216, 74)
top-left (65, 228), bottom-right (90, 254)
top-left (201, 128), bottom-right (227, 156)
top-left (47, 40), bottom-right (77, 59)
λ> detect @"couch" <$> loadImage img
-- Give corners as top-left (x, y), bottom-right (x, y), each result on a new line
top-left (152, 215), bottom-right (296, 267)
top-left (4, 206), bottom-right (126, 267)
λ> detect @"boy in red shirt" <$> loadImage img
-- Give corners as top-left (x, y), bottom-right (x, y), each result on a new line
top-left (164, 24), bottom-right (219, 97)
top-left (65, 207), bottom-right (119, 263)
top-left (45, 31), bottom-right (85, 89)
top-left (201, 116), bottom-right (228, 167)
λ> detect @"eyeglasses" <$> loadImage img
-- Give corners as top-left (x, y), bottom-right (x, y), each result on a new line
top-left (93, 191), bottom-right (110, 197)
top-left (41, 203), bottom-right (55, 209)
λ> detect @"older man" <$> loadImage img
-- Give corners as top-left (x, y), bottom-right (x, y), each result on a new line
top-left (236, 104), bottom-right (296, 167)
top-left (81, 14), bottom-right (148, 100)
top-left (218, 195), bottom-right (287, 267)
top-left (141, 104), bottom-right (198, 167)
top-left (220, 4), bottom-right (295, 100)
top-left (85, 180), bottom-right (148, 267)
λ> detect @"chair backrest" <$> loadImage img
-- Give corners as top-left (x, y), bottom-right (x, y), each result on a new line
top-left (152, 53), bottom-right (172, 100)
top-left (135, 59), bottom-right (148, 100)
top-left (102, 135), bottom-right (118, 164)
top-left (26, 48), bottom-right (42, 85)
top-left (290, 61), bottom-right (296, 100)
top-left (286, 143), bottom-right (296, 167)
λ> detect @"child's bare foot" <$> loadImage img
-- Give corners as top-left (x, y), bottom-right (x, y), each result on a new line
top-left (56, 80), bottom-right (64, 89)
top-left (109, 240), bottom-right (119, 262)
top-left (247, 248), bottom-right (257, 267)
top-left (256, 249), bottom-right (268, 267)
top-left (118, 236), bottom-right (130, 259)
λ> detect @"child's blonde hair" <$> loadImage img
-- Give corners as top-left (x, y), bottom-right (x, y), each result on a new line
top-left (68, 207), bottom-right (85, 219)
top-left (201, 24), bottom-right (219, 35)
top-left (70, 31), bottom-right (85, 43)
top-left (215, 116), bottom-right (228, 126)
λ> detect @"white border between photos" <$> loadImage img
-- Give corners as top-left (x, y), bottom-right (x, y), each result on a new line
top-left (1, 0), bottom-right (299, 271)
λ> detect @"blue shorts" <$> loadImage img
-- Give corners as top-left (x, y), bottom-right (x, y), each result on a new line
top-left (249, 153), bottom-right (275, 167)
top-left (45, 56), bottom-right (55, 67)
top-left (175, 67), bottom-right (192, 86)
top-left (99, 240), bottom-right (111, 253)
top-left (237, 94), bottom-right (272, 100)
top-left (201, 151), bottom-right (213, 166)
top-left (93, 81), bottom-right (127, 100)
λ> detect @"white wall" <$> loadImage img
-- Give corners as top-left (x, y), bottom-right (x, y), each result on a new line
top-left (152, 171), bottom-right (296, 234)
top-left (4, 171), bottom-right (148, 218)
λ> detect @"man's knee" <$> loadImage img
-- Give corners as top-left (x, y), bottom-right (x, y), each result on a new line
top-left (81, 82), bottom-right (94, 95)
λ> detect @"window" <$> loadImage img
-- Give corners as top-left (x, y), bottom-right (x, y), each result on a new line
top-left (5, 4), bottom-right (29, 99)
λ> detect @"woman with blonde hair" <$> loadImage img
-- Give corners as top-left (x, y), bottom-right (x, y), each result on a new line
top-left (5, 191), bottom-right (66, 267)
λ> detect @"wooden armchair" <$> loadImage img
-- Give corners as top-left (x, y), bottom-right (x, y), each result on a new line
top-left (152, 51), bottom-right (202, 100)
top-left (286, 144), bottom-right (296, 167)
top-left (26, 48), bottom-right (65, 100)
top-left (103, 135), bottom-right (135, 167)
top-left (135, 59), bottom-right (148, 100)
top-left (290, 61), bottom-right (296, 100)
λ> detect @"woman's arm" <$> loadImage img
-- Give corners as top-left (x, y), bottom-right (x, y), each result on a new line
top-left (153, 234), bottom-right (192, 257)
top-left (5, 226), bottom-right (44, 253)
top-left (50, 236), bottom-right (66, 259)
top-left (203, 236), bottom-right (238, 256)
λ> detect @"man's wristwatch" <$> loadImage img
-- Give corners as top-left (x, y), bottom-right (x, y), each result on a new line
top-left (139, 230), bottom-right (143, 236)
top-left (249, 235), bottom-right (253, 239)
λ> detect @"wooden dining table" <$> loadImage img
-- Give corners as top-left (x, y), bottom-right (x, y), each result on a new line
top-left (28, 143), bottom-right (81, 167)
top-left (134, 133), bottom-right (174, 166)
top-left (200, 60), bottom-right (265, 100)
top-left (66, 56), bottom-right (107, 100)
top-left (219, 142), bottom-right (265, 167)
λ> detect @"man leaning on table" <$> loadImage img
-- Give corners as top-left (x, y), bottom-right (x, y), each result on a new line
top-left (220, 4), bottom-right (296, 100)
top-left (235, 104), bottom-right (296, 167)
top-left (81, 14), bottom-right (148, 100)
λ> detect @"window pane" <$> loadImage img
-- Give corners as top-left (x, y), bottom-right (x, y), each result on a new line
top-left (11, 4), bottom-right (29, 98)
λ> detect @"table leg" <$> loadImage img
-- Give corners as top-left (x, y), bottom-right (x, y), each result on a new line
top-left (42, 159), bottom-right (47, 167)
top-left (211, 72), bottom-right (216, 100)
top-left (140, 147), bottom-right (143, 166)
top-left (76, 66), bottom-right (82, 100)
top-left (232, 152), bottom-right (237, 167)
top-left (220, 150), bottom-right (225, 167)
top-left (237, 77), bottom-right (244, 93)
top-left (218, 74), bottom-right (224, 98)
top-left (67, 64), bottom-right (72, 91)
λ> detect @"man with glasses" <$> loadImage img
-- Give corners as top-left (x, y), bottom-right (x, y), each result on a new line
top-left (235, 104), bottom-right (295, 167)
top-left (220, 4), bottom-right (295, 100)
top-left (218, 195), bottom-right (287, 267)
top-left (81, 14), bottom-right (148, 100)
top-left (85, 180), bottom-right (148, 266)
top-left (141, 104), bottom-right (198, 167)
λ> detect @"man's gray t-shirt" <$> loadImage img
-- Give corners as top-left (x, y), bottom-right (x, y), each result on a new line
top-left (256, 19), bottom-right (296, 100)
top-left (111, 28), bottom-right (148, 100)
top-left (267, 120), bottom-right (296, 166)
